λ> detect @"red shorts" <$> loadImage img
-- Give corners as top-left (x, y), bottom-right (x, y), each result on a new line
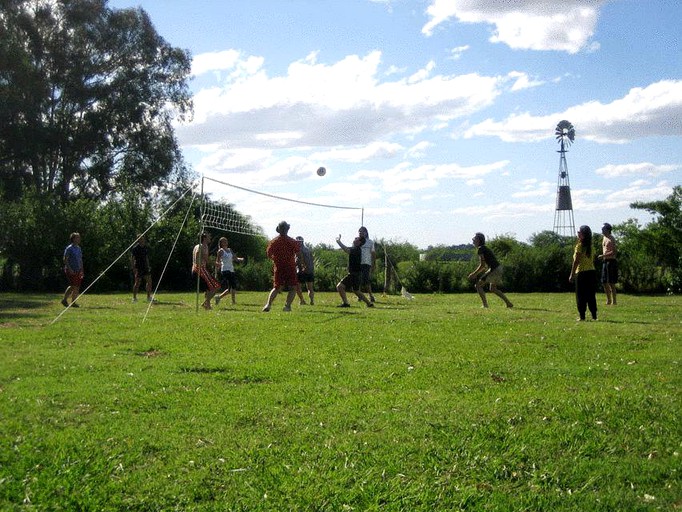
top-left (196, 267), bottom-right (220, 291)
top-left (273, 265), bottom-right (298, 289)
top-left (65, 269), bottom-right (84, 287)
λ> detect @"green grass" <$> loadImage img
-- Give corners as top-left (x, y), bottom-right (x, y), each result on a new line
top-left (0, 292), bottom-right (680, 511)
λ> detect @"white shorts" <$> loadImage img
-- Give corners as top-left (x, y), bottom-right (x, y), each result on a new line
top-left (481, 266), bottom-right (504, 285)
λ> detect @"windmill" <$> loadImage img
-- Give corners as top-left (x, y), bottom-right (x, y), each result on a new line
top-left (552, 120), bottom-right (576, 237)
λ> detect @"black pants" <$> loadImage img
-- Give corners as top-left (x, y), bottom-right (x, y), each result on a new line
top-left (575, 270), bottom-right (598, 320)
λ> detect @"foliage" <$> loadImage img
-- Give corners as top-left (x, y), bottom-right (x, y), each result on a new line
top-left (629, 186), bottom-right (682, 292)
top-left (0, 292), bottom-right (680, 510)
top-left (0, 0), bottom-right (192, 201)
top-left (0, 0), bottom-right (195, 290)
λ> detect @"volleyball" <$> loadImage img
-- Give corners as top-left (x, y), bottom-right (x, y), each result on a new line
top-left (316, 166), bottom-right (326, 177)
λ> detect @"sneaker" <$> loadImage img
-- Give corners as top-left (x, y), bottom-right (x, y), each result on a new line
top-left (262, 305), bottom-right (271, 312)
top-left (337, 303), bottom-right (351, 308)
top-left (71, 303), bottom-right (80, 308)
top-left (132, 297), bottom-right (138, 303)
top-left (506, 302), bottom-right (514, 308)
top-left (215, 295), bottom-right (221, 306)
top-left (282, 304), bottom-right (292, 312)
top-left (147, 297), bottom-right (156, 303)
top-left (366, 302), bottom-right (374, 308)
top-left (61, 299), bottom-right (69, 307)
top-left (310, 299), bottom-right (314, 305)
top-left (370, 296), bottom-right (376, 303)
top-left (299, 300), bottom-right (307, 306)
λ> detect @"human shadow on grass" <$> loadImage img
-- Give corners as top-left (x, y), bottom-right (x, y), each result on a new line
top-left (0, 297), bottom-right (56, 323)
top-left (0, 296), bottom-right (54, 311)
top-left (510, 307), bottom-right (557, 312)
top-left (595, 319), bottom-right (654, 325)
top-left (178, 366), bottom-right (271, 385)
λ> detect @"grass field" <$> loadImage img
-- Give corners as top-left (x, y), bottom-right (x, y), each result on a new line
top-left (0, 291), bottom-right (680, 511)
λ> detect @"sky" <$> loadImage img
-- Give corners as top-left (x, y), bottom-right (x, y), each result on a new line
top-left (107, 0), bottom-right (682, 249)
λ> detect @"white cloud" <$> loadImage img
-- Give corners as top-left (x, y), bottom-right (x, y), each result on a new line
top-left (604, 181), bottom-right (675, 207)
top-left (422, 0), bottom-right (605, 54)
top-left (595, 162), bottom-right (681, 178)
top-left (310, 142), bottom-right (404, 164)
top-left (448, 45), bottom-right (470, 60)
top-left (405, 141), bottom-right (433, 158)
top-left (178, 50), bottom-right (504, 150)
top-left (507, 71), bottom-right (545, 92)
top-left (357, 160), bottom-right (509, 194)
top-left (512, 180), bottom-right (553, 198)
top-left (451, 200), bottom-right (552, 219)
top-left (387, 193), bottom-right (414, 205)
top-left (465, 80), bottom-right (682, 143)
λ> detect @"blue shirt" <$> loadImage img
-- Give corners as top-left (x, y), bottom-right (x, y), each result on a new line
top-left (64, 244), bottom-right (83, 272)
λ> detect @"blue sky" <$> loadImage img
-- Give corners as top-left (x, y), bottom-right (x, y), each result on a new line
top-left (108, 0), bottom-right (681, 248)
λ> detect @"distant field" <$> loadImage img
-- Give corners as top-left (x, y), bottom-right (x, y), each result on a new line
top-left (0, 292), bottom-right (680, 511)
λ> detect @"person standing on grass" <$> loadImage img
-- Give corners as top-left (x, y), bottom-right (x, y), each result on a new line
top-left (262, 221), bottom-right (302, 312)
top-left (569, 225), bottom-right (598, 321)
top-left (295, 236), bottom-right (315, 305)
top-left (192, 232), bottom-right (220, 310)
top-left (131, 234), bottom-right (154, 303)
top-left (335, 234), bottom-right (374, 308)
top-left (358, 226), bottom-right (377, 302)
top-left (468, 232), bottom-right (513, 309)
top-left (214, 236), bottom-right (243, 306)
top-left (62, 232), bottom-right (83, 308)
top-left (598, 222), bottom-right (618, 306)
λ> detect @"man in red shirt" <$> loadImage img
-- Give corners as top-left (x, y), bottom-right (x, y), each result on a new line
top-left (263, 221), bottom-right (302, 312)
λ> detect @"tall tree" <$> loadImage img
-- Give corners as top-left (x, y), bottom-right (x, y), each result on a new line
top-left (0, 0), bottom-right (192, 289)
top-left (0, 0), bottom-right (192, 201)
top-left (629, 186), bottom-right (682, 291)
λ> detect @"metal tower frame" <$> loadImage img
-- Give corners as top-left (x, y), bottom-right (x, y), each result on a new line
top-left (553, 122), bottom-right (576, 237)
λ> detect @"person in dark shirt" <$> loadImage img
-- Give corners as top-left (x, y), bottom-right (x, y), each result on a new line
top-left (467, 232), bottom-right (513, 309)
top-left (131, 234), bottom-right (154, 303)
top-left (335, 235), bottom-right (374, 308)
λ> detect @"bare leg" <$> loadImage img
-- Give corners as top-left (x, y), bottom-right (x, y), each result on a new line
top-left (284, 288), bottom-right (296, 310)
top-left (132, 276), bottom-right (140, 301)
top-left (336, 282), bottom-right (349, 305)
top-left (355, 290), bottom-right (373, 306)
top-left (491, 284), bottom-right (513, 308)
top-left (263, 287), bottom-right (280, 311)
top-left (475, 281), bottom-right (488, 308)
top-left (296, 284), bottom-right (306, 305)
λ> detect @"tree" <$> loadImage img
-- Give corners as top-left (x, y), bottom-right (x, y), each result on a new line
top-left (0, 0), bottom-right (192, 289)
top-left (0, 0), bottom-right (192, 201)
top-left (629, 186), bottom-right (682, 292)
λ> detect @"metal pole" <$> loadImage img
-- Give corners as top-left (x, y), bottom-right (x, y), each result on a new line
top-left (196, 177), bottom-right (204, 313)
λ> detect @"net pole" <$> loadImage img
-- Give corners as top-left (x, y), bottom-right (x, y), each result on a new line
top-left (384, 249), bottom-right (389, 294)
top-left (195, 177), bottom-right (204, 313)
top-left (361, 208), bottom-right (364, 226)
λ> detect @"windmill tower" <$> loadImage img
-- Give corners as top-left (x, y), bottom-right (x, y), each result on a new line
top-left (553, 120), bottom-right (576, 237)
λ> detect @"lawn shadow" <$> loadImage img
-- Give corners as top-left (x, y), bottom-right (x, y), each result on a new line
top-left (597, 319), bottom-right (654, 325)
top-left (0, 296), bottom-right (57, 323)
top-left (512, 307), bottom-right (558, 312)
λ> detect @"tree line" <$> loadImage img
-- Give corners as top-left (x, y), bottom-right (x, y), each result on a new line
top-left (1, 1), bottom-right (679, 295)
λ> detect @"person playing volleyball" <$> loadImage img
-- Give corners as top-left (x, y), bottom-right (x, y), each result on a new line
top-left (62, 232), bottom-right (83, 308)
top-left (192, 232), bottom-right (220, 310)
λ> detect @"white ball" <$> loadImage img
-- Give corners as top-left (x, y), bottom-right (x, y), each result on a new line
top-left (316, 166), bottom-right (326, 177)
